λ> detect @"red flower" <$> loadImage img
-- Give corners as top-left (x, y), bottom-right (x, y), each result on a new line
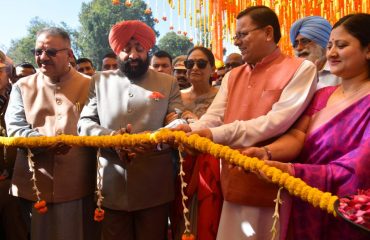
top-left (34, 200), bottom-right (48, 214)
top-left (94, 208), bottom-right (105, 222)
top-left (149, 91), bottom-right (165, 101)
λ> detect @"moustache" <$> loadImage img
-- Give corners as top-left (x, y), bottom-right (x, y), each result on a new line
top-left (296, 50), bottom-right (310, 58)
top-left (39, 60), bottom-right (53, 65)
top-left (177, 77), bottom-right (188, 82)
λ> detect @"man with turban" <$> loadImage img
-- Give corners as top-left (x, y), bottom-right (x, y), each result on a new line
top-left (290, 16), bottom-right (341, 89)
top-left (78, 20), bottom-right (183, 240)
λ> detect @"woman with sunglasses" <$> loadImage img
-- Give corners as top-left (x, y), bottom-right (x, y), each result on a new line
top-left (180, 46), bottom-right (219, 122)
top-left (243, 13), bottom-right (370, 239)
top-left (171, 47), bottom-right (222, 240)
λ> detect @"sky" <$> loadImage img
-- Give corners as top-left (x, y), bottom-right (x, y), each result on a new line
top-left (0, 0), bottom-right (238, 58)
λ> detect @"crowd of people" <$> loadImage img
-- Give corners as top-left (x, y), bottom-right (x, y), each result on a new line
top-left (0, 4), bottom-right (368, 240)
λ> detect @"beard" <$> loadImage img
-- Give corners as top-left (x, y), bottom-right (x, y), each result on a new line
top-left (118, 56), bottom-right (150, 80)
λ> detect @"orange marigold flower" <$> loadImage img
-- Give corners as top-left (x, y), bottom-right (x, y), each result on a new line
top-left (38, 206), bottom-right (48, 214)
top-left (149, 91), bottom-right (165, 101)
top-left (34, 200), bottom-right (46, 209)
top-left (182, 233), bottom-right (195, 240)
top-left (94, 208), bottom-right (105, 222)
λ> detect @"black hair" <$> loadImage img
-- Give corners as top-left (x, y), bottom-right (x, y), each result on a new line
top-left (76, 58), bottom-right (94, 67)
top-left (237, 6), bottom-right (281, 44)
top-left (15, 62), bottom-right (36, 72)
top-left (333, 13), bottom-right (370, 75)
top-left (103, 52), bottom-right (117, 59)
top-left (152, 50), bottom-right (173, 64)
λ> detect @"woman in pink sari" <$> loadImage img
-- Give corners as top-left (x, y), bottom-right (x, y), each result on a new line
top-left (244, 13), bottom-right (370, 239)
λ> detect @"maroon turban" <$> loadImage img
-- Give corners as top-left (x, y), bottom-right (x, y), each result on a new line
top-left (108, 20), bottom-right (156, 55)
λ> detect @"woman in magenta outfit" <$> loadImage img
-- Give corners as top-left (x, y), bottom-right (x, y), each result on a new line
top-left (244, 13), bottom-right (370, 240)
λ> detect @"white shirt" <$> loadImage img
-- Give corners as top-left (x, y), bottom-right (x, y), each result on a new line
top-left (190, 60), bottom-right (317, 148)
top-left (317, 61), bottom-right (341, 90)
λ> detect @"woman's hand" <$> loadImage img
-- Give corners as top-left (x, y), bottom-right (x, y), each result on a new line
top-left (181, 110), bottom-right (199, 123)
top-left (263, 160), bottom-right (294, 175)
top-left (164, 112), bottom-right (179, 125)
top-left (241, 147), bottom-right (269, 160)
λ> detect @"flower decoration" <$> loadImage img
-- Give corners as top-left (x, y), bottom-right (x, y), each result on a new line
top-left (94, 149), bottom-right (105, 222)
top-left (112, 0), bottom-right (120, 5)
top-left (162, 16), bottom-right (167, 21)
top-left (34, 200), bottom-right (48, 214)
top-left (182, 233), bottom-right (195, 240)
top-left (94, 208), bottom-right (105, 222)
top-left (183, 31), bottom-right (188, 36)
top-left (27, 149), bottom-right (48, 214)
top-left (177, 30), bottom-right (182, 35)
top-left (154, 18), bottom-right (159, 23)
top-left (144, 8), bottom-right (152, 15)
top-left (0, 129), bottom-right (340, 221)
top-left (337, 189), bottom-right (370, 230)
top-left (169, 25), bottom-right (174, 31)
top-left (124, 0), bottom-right (132, 7)
top-left (149, 91), bottom-right (165, 101)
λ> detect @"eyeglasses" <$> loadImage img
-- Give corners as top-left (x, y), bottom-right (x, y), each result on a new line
top-left (293, 38), bottom-right (312, 48)
top-left (225, 62), bottom-right (242, 69)
top-left (184, 59), bottom-right (208, 69)
top-left (232, 26), bottom-right (264, 41)
top-left (31, 48), bottom-right (69, 57)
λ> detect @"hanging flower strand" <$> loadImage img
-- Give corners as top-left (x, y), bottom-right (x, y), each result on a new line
top-left (94, 148), bottom-right (105, 222)
top-left (178, 146), bottom-right (195, 240)
top-left (27, 148), bottom-right (48, 214)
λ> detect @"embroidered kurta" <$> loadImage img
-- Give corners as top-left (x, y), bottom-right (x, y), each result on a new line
top-left (5, 69), bottom-right (95, 202)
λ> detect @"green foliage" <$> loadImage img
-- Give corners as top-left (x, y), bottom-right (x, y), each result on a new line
top-left (77, 0), bottom-right (158, 70)
top-left (157, 31), bottom-right (194, 58)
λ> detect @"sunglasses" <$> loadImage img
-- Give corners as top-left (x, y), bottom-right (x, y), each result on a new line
top-left (31, 48), bottom-right (69, 57)
top-left (225, 62), bottom-right (242, 69)
top-left (184, 59), bottom-right (208, 69)
top-left (293, 38), bottom-right (312, 48)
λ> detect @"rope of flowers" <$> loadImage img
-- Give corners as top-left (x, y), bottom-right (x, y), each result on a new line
top-left (178, 146), bottom-right (196, 240)
top-left (0, 129), bottom-right (338, 217)
top-left (27, 149), bottom-right (48, 214)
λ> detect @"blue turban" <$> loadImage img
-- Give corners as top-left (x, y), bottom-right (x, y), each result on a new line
top-left (290, 16), bottom-right (332, 49)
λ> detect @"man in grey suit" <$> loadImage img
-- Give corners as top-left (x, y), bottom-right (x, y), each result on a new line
top-left (78, 20), bottom-right (183, 240)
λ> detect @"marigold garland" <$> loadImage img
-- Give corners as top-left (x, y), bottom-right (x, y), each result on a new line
top-left (178, 146), bottom-right (195, 239)
top-left (0, 129), bottom-right (338, 216)
top-left (27, 149), bottom-right (48, 214)
top-left (94, 148), bottom-right (105, 222)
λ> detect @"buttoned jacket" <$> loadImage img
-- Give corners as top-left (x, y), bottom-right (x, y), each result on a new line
top-left (78, 69), bottom-right (183, 211)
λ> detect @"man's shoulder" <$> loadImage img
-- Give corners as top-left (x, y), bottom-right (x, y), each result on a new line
top-left (148, 69), bottom-right (176, 82)
top-left (15, 72), bottom-right (40, 87)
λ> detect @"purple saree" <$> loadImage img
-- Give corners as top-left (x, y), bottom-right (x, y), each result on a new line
top-left (280, 86), bottom-right (370, 240)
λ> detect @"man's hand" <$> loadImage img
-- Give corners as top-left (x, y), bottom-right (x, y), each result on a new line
top-left (188, 128), bottom-right (213, 140)
top-left (111, 124), bottom-right (136, 162)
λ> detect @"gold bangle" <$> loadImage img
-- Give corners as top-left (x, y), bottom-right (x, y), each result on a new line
top-left (263, 146), bottom-right (272, 160)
